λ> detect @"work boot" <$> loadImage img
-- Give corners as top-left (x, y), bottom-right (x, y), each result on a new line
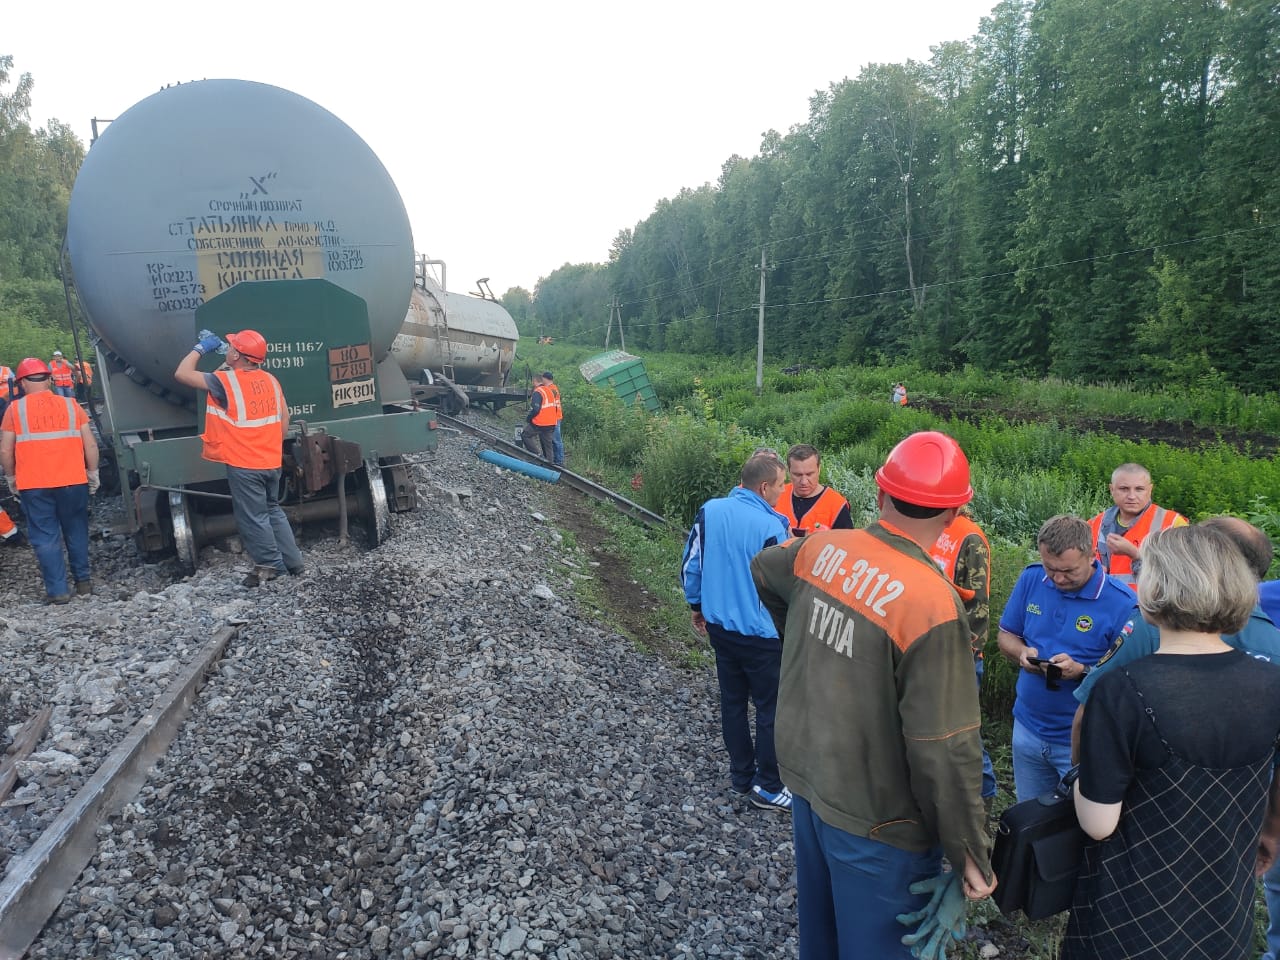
top-left (75, 580), bottom-right (93, 597)
top-left (45, 593), bottom-right (71, 605)
top-left (242, 566), bottom-right (280, 588)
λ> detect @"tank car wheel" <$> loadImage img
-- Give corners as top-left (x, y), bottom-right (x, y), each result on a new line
top-left (168, 490), bottom-right (198, 575)
top-left (356, 457), bottom-right (391, 548)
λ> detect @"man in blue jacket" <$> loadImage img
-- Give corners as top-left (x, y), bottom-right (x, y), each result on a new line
top-left (681, 452), bottom-right (792, 811)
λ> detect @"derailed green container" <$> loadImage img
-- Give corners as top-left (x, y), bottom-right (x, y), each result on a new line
top-left (579, 350), bottom-right (660, 413)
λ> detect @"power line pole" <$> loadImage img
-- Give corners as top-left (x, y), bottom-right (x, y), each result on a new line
top-left (604, 299), bottom-right (613, 349)
top-left (756, 249), bottom-right (766, 396)
top-left (617, 297), bottom-right (626, 352)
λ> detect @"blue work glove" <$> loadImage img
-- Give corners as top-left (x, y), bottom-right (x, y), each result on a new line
top-left (897, 872), bottom-right (967, 960)
top-left (193, 330), bottom-right (227, 356)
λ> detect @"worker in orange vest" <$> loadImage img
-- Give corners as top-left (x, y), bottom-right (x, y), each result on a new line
top-left (931, 508), bottom-right (997, 815)
top-left (892, 382), bottom-right (908, 406)
top-left (48, 350), bottom-right (76, 398)
top-left (73, 358), bottom-right (94, 404)
top-left (173, 329), bottom-right (303, 586)
top-left (0, 362), bottom-right (14, 402)
top-left (774, 444), bottom-right (853, 537)
top-left (0, 358), bottom-right (100, 602)
top-left (521, 370), bottom-right (562, 461)
top-left (1087, 462), bottom-right (1188, 590)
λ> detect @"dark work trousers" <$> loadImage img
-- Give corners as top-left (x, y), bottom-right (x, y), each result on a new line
top-left (522, 423), bottom-right (556, 461)
top-left (225, 465), bottom-right (303, 574)
top-left (707, 622), bottom-right (784, 793)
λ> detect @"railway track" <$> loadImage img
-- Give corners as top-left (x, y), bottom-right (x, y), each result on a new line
top-left (0, 623), bottom-right (240, 959)
top-left (434, 413), bottom-right (674, 530)
top-left (0, 413), bottom-right (797, 960)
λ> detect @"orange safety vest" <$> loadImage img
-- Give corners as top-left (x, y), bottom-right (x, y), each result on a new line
top-left (75, 361), bottom-right (93, 385)
top-left (49, 358), bottom-right (75, 388)
top-left (1087, 502), bottom-right (1187, 590)
top-left (531, 383), bottom-right (562, 427)
top-left (201, 368), bottom-right (286, 470)
top-left (2, 392), bottom-right (88, 490)
top-left (0, 365), bottom-right (13, 398)
top-left (776, 484), bottom-right (849, 535)
top-left (930, 514), bottom-right (990, 604)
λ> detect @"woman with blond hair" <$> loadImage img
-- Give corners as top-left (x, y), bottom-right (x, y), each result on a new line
top-left (1065, 524), bottom-right (1280, 959)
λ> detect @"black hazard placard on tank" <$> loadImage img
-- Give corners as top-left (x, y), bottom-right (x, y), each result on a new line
top-left (329, 343), bottom-right (376, 409)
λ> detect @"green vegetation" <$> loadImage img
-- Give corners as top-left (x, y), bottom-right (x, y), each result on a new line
top-left (532, 346), bottom-right (1278, 958)
top-left (0, 56), bottom-right (85, 364)
top-left (528, 0), bottom-right (1280, 393)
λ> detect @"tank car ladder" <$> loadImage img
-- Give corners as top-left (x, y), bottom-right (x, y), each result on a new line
top-left (415, 254), bottom-right (457, 382)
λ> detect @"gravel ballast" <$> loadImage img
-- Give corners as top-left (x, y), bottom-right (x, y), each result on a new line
top-left (0, 419), bottom-right (799, 959)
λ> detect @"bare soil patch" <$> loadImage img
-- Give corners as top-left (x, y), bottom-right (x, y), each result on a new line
top-left (918, 398), bottom-right (1279, 458)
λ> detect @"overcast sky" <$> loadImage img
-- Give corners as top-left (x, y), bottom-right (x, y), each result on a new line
top-left (10, 0), bottom-right (997, 296)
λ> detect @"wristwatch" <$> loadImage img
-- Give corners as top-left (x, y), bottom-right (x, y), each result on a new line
top-left (1079, 664), bottom-right (1093, 679)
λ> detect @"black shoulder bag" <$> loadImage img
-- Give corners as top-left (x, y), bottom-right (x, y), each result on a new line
top-left (990, 767), bottom-right (1086, 920)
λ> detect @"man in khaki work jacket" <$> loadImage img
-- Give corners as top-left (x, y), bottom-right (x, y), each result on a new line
top-left (0, 357), bottom-right (100, 603)
top-left (174, 329), bottom-right (303, 587)
top-left (1087, 462), bottom-right (1187, 590)
top-left (752, 431), bottom-right (995, 958)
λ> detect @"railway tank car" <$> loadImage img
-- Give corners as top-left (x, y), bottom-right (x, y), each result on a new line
top-left (65, 79), bottom-right (438, 570)
top-left (390, 258), bottom-right (523, 413)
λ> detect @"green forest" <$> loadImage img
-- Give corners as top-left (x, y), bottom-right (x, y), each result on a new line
top-left (0, 55), bottom-right (84, 360)
top-left (520, 0), bottom-right (1280, 388)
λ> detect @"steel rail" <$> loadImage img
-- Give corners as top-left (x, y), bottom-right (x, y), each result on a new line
top-left (435, 413), bottom-right (673, 529)
top-left (0, 622), bottom-right (241, 960)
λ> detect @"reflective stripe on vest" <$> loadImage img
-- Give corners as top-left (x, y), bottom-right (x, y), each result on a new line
top-left (532, 384), bottom-right (562, 426)
top-left (50, 359), bottom-right (74, 387)
top-left (9, 394), bottom-right (87, 490)
top-left (202, 369), bottom-right (286, 470)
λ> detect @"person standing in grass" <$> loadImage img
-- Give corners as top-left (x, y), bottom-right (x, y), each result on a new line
top-left (752, 432), bottom-right (995, 958)
top-left (1069, 525), bottom-right (1280, 960)
top-left (931, 507), bottom-right (998, 819)
top-left (1087, 462), bottom-right (1187, 591)
top-left (997, 514), bottom-right (1137, 802)
top-left (774, 444), bottom-right (853, 538)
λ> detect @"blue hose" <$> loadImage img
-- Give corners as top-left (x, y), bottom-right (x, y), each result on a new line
top-left (477, 448), bottom-right (560, 483)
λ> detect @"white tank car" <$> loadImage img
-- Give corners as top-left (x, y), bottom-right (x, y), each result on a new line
top-left (391, 272), bottom-right (519, 388)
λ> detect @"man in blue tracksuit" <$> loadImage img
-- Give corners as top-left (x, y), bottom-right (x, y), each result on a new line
top-left (681, 452), bottom-right (793, 811)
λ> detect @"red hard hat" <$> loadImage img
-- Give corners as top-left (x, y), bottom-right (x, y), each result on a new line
top-left (875, 431), bottom-right (973, 508)
top-left (226, 330), bottom-right (267, 363)
top-left (15, 358), bottom-right (51, 379)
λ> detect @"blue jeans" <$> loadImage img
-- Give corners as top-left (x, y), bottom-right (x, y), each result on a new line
top-left (792, 794), bottom-right (942, 960)
top-left (552, 422), bottom-right (564, 465)
top-left (707, 623), bottom-right (783, 793)
top-left (1011, 717), bottom-right (1073, 802)
top-left (225, 466), bottom-right (303, 573)
top-left (21, 484), bottom-right (90, 597)
top-left (54, 385), bottom-right (74, 398)
top-left (976, 659), bottom-right (996, 799)
top-left (1263, 854), bottom-right (1280, 960)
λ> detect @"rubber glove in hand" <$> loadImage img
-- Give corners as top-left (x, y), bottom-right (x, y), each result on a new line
top-left (86, 469), bottom-right (101, 495)
top-left (193, 330), bottom-right (227, 356)
top-left (897, 872), bottom-right (967, 960)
